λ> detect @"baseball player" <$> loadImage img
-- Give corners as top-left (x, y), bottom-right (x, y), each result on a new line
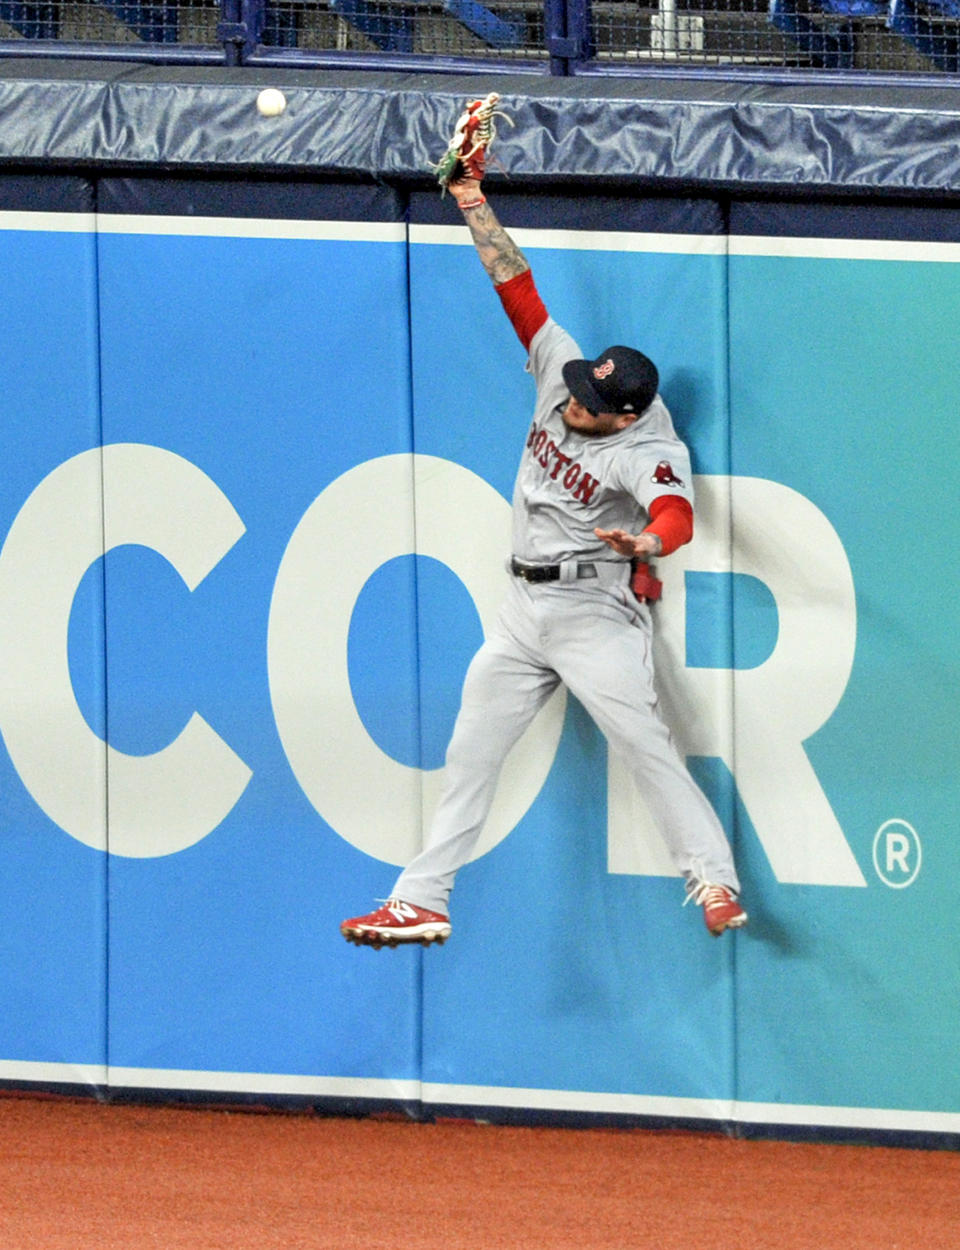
top-left (342, 98), bottom-right (746, 948)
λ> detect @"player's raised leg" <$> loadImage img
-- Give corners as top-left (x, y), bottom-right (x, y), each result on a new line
top-left (550, 598), bottom-right (746, 936)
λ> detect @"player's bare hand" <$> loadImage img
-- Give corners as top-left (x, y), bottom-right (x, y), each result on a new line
top-left (595, 528), bottom-right (662, 559)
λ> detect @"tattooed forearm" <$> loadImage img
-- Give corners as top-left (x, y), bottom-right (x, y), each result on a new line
top-left (461, 201), bottom-right (530, 285)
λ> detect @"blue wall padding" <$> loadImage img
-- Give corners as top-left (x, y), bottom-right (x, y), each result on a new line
top-left (0, 175), bottom-right (107, 1074)
top-left (0, 174), bottom-right (958, 1136)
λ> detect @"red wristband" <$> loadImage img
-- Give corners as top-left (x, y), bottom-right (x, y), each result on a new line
top-left (457, 194), bottom-right (486, 210)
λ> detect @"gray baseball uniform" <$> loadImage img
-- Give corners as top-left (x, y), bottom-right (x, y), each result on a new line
top-left (391, 316), bottom-right (740, 915)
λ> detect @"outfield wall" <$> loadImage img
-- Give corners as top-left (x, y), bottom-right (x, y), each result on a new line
top-left (0, 76), bottom-right (958, 1140)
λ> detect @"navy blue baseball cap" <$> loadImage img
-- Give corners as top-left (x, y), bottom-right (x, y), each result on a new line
top-left (562, 346), bottom-right (659, 416)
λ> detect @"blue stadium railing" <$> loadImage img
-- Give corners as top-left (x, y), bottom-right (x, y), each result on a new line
top-left (0, 0), bottom-right (956, 75)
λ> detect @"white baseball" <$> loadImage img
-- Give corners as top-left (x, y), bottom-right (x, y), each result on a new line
top-left (256, 88), bottom-right (287, 118)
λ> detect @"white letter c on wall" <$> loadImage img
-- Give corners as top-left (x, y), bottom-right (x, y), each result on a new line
top-left (0, 444), bottom-right (251, 858)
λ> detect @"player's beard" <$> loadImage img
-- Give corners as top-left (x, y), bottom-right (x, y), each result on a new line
top-left (561, 404), bottom-right (623, 438)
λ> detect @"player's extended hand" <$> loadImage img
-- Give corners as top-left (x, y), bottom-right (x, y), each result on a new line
top-left (435, 93), bottom-right (509, 194)
top-left (595, 528), bottom-right (663, 559)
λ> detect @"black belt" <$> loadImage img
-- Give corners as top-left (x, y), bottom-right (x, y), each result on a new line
top-left (510, 557), bottom-right (597, 583)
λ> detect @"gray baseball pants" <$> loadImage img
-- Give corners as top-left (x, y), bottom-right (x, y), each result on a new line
top-left (392, 572), bottom-right (740, 915)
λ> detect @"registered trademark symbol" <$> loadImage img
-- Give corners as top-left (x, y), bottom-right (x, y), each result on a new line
top-left (872, 819), bottom-right (921, 888)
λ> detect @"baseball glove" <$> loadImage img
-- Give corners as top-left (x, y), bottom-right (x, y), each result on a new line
top-left (432, 92), bottom-right (513, 190)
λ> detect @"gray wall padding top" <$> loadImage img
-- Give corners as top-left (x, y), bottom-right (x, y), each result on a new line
top-left (2, 60), bottom-right (960, 195)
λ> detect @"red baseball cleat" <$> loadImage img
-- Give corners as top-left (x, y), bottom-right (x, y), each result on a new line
top-left (340, 898), bottom-right (452, 948)
top-left (686, 883), bottom-right (748, 937)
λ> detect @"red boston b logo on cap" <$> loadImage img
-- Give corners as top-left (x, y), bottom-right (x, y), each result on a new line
top-left (593, 359), bottom-right (616, 380)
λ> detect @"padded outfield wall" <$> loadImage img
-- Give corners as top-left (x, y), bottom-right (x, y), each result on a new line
top-left (0, 67), bottom-right (958, 1142)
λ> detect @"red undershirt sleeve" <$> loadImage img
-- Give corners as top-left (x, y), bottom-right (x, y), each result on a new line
top-left (495, 269), bottom-right (549, 350)
top-left (644, 495), bottom-right (694, 556)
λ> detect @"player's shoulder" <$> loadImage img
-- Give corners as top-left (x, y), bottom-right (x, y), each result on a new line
top-left (621, 397), bottom-right (684, 448)
top-left (528, 317), bottom-right (580, 376)
top-left (636, 396), bottom-right (676, 434)
top-left (617, 398), bottom-right (691, 469)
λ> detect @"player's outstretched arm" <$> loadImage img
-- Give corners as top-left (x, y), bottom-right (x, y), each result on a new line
top-left (448, 179), bottom-right (530, 286)
top-left (434, 96), bottom-right (545, 349)
top-left (435, 94), bottom-right (528, 285)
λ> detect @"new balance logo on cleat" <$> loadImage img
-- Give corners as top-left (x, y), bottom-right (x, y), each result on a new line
top-left (685, 883), bottom-right (748, 937)
top-left (340, 898), bottom-right (452, 949)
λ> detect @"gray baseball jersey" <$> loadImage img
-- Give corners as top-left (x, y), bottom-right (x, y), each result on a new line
top-left (512, 318), bottom-right (694, 565)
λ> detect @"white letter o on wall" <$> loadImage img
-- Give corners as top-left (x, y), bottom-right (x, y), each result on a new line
top-left (268, 454), bottom-right (566, 867)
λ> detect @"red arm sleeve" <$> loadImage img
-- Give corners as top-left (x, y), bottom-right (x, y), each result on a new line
top-left (495, 269), bottom-right (549, 351)
top-left (644, 495), bottom-right (694, 556)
